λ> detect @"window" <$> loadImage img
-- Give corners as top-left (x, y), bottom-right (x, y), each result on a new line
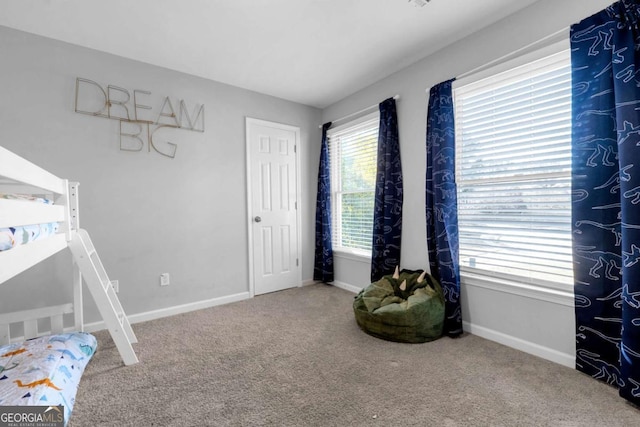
top-left (453, 43), bottom-right (572, 289)
top-left (328, 112), bottom-right (379, 255)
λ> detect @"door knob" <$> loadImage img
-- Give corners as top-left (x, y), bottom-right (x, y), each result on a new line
top-left (254, 216), bottom-right (262, 223)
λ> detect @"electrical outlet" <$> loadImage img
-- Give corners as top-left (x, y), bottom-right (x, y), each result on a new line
top-left (111, 280), bottom-right (119, 293)
top-left (160, 273), bottom-right (170, 286)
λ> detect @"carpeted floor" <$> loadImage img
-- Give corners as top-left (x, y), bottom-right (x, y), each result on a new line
top-left (70, 284), bottom-right (639, 426)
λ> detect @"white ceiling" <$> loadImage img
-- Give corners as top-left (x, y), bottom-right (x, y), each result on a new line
top-left (0, 0), bottom-right (540, 108)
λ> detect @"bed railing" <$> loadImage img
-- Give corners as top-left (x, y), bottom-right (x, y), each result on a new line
top-left (0, 146), bottom-right (67, 194)
top-left (0, 303), bottom-right (74, 345)
top-left (0, 146), bottom-right (78, 238)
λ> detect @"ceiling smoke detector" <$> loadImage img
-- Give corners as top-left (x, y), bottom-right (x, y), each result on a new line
top-left (409, 0), bottom-right (431, 7)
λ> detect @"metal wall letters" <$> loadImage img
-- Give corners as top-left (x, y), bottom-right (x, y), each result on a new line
top-left (74, 77), bottom-right (205, 158)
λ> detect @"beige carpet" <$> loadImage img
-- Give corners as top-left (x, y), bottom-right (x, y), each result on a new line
top-left (70, 284), bottom-right (639, 426)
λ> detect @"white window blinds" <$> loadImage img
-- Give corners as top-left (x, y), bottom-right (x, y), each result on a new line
top-left (453, 47), bottom-right (573, 288)
top-left (328, 113), bottom-right (379, 253)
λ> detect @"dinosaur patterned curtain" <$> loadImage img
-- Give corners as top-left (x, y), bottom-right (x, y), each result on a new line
top-left (425, 79), bottom-right (462, 337)
top-left (371, 98), bottom-right (403, 282)
top-left (314, 122), bottom-right (334, 282)
top-left (571, 0), bottom-right (640, 406)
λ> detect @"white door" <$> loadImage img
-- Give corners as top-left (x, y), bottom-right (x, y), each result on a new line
top-left (246, 118), bottom-right (301, 295)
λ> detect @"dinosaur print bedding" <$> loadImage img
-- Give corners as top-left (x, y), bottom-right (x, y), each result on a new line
top-left (0, 332), bottom-right (97, 426)
top-left (0, 193), bottom-right (59, 251)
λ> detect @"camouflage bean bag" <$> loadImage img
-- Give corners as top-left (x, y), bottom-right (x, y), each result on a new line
top-left (353, 269), bottom-right (445, 343)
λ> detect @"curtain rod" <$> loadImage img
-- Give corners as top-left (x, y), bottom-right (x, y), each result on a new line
top-left (319, 94), bottom-right (399, 129)
top-left (426, 26), bottom-right (569, 93)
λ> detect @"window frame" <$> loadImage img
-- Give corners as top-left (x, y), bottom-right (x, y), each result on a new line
top-left (452, 39), bottom-right (574, 297)
top-left (327, 111), bottom-right (379, 258)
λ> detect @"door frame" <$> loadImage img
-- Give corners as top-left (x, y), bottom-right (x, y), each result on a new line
top-left (245, 117), bottom-right (302, 297)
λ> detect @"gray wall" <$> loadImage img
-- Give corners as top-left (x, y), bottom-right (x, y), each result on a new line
top-left (321, 0), bottom-right (612, 366)
top-left (0, 26), bottom-right (321, 323)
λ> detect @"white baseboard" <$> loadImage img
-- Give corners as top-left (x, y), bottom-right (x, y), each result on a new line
top-left (301, 279), bottom-right (362, 293)
top-left (83, 291), bottom-right (251, 333)
top-left (463, 320), bottom-right (575, 368)
top-left (84, 279), bottom-right (337, 334)
top-left (331, 280), bottom-right (362, 294)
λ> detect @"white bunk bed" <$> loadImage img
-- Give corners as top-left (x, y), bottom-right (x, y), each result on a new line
top-left (0, 146), bottom-right (137, 423)
top-left (0, 148), bottom-right (76, 286)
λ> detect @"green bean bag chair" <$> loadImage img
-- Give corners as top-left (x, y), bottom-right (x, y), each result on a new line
top-left (353, 269), bottom-right (445, 343)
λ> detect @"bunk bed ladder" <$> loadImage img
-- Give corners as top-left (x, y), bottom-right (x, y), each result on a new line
top-left (68, 229), bottom-right (138, 365)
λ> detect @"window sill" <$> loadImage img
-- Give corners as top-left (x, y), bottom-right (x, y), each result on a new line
top-left (333, 249), bottom-right (371, 264)
top-left (460, 270), bottom-right (574, 307)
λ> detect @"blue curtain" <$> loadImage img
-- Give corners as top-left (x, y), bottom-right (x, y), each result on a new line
top-left (425, 80), bottom-right (462, 337)
top-left (571, 0), bottom-right (640, 406)
top-left (371, 98), bottom-right (403, 282)
top-left (314, 122), bottom-right (334, 283)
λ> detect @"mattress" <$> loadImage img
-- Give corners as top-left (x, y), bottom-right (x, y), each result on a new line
top-left (0, 332), bottom-right (97, 426)
top-left (0, 193), bottom-right (59, 251)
